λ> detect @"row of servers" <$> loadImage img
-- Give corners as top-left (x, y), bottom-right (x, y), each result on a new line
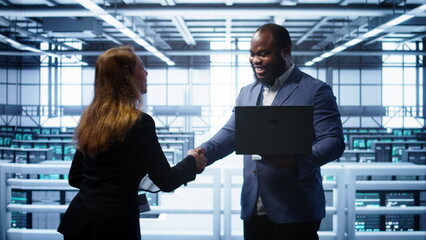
top-left (1, 124), bottom-right (196, 232)
top-left (340, 128), bottom-right (426, 164)
top-left (11, 190), bottom-right (76, 229)
top-left (1, 125), bottom-right (425, 237)
top-left (354, 191), bottom-right (426, 232)
top-left (338, 128), bottom-right (426, 233)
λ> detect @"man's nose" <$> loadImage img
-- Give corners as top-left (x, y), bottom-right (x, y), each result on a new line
top-left (252, 55), bottom-right (262, 64)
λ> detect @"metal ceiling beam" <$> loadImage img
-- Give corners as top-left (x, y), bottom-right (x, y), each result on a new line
top-left (0, 33), bottom-right (87, 65)
top-left (306, 3), bottom-right (426, 66)
top-left (311, 17), bottom-right (369, 50)
top-left (171, 16), bottom-right (196, 45)
top-left (0, 17), bottom-right (78, 51)
top-left (73, 0), bottom-right (174, 65)
top-left (402, 33), bottom-right (426, 44)
top-left (273, 1), bottom-right (288, 26)
top-left (296, 17), bottom-right (328, 46)
top-left (131, 16), bottom-right (172, 49)
top-left (160, 0), bottom-right (195, 46)
top-left (0, 5), bottom-right (408, 18)
top-left (0, 0), bottom-right (10, 6)
top-left (225, 18), bottom-right (232, 46)
top-left (45, 0), bottom-right (58, 7)
top-left (0, 50), bottom-right (422, 57)
top-left (273, 16), bottom-right (286, 25)
top-left (103, 32), bottom-right (122, 45)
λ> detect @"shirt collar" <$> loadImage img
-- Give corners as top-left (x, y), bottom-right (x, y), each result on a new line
top-left (264, 63), bottom-right (295, 89)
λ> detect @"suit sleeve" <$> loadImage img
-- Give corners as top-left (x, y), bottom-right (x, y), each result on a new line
top-left (134, 114), bottom-right (197, 192)
top-left (200, 111), bottom-right (236, 165)
top-left (295, 83), bottom-right (345, 180)
top-left (199, 85), bottom-right (251, 165)
top-left (199, 84), bottom-right (255, 165)
top-left (68, 149), bottom-right (84, 189)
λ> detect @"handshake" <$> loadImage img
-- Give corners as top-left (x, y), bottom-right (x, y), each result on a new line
top-left (187, 147), bottom-right (207, 174)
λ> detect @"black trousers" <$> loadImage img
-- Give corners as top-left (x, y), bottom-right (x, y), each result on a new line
top-left (243, 214), bottom-right (321, 240)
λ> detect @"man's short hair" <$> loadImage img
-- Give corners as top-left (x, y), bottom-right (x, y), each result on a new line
top-left (256, 23), bottom-right (292, 50)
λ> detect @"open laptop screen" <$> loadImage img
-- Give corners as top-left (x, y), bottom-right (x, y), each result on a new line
top-left (235, 106), bottom-right (313, 155)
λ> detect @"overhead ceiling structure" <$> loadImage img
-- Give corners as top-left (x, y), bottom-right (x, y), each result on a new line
top-left (0, 0), bottom-right (425, 67)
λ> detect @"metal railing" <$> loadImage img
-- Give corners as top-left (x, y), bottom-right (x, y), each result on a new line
top-left (344, 163), bottom-right (426, 240)
top-left (0, 162), bottom-right (220, 240)
top-left (222, 162), bottom-right (426, 240)
top-left (1, 162), bottom-right (426, 240)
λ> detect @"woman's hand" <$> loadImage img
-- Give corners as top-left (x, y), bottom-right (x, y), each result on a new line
top-left (187, 148), bottom-right (207, 174)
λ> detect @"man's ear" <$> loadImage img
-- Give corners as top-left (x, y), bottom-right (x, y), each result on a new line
top-left (280, 46), bottom-right (291, 58)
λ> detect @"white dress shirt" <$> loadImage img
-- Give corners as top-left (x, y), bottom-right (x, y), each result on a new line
top-left (256, 63), bottom-right (295, 215)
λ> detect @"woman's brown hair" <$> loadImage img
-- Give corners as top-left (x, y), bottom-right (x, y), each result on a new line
top-left (75, 46), bottom-right (143, 158)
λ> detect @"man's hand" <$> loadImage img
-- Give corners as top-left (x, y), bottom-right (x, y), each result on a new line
top-left (194, 147), bottom-right (206, 156)
top-left (261, 155), bottom-right (298, 170)
top-left (187, 147), bottom-right (207, 174)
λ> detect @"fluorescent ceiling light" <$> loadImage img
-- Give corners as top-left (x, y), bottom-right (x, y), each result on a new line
top-left (119, 28), bottom-right (139, 39)
top-left (134, 39), bottom-right (151, 49)
top-left (145, 45), bottom-right (160, 54)
top-left (162, 0), bottom-right (194, 46)
top-left (363, 28), bottom-right (385, 38)
top-left (303, 3), bottom-right (423, 66)
top-left (305, 61), bottom-right (314, 66)
top-left (281, 0), bottom-right (297, 6)
top-left (344, 38), bottom-right (363, 47)
top-left (274, 16), bottom-right (286, 25)
top-left (320, 52), bottom-right (333, 58)
top-left (331, 46), bottom-right (347, 53)
top-left (0, 33), bottom-right (87, 65)
top-left (384, 14), bottom-right (414, 27)
top-left (74, 0), bottom-right (175, 66)
top-left (98, 14), bottom-right (123, 29)
top-left (21, 46), bottom-right (43, 53)
top-left (74, 0), bottom-right (104, 14)
top-left (172, 16), bottom-right (195, 45)
top-left (312, 57), bottom-right (323, 62)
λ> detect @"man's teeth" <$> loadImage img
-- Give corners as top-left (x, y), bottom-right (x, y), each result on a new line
top-left (255, 67), bottom-right (266, 73)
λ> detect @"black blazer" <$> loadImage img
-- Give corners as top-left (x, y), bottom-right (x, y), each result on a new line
top-left (58, 113), bottom-right (196, 240)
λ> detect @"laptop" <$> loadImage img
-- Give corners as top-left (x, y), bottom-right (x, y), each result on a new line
top-left (235, 105), bottom-right (313, 155)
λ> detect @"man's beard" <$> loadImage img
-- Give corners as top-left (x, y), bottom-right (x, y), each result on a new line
top-left (252, 65), bottom-right (283, 86)
top-left (251, 57), bottom-right (286, 86)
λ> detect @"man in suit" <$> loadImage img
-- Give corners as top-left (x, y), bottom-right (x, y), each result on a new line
top-left (197, 23), bottom-right (345, 239)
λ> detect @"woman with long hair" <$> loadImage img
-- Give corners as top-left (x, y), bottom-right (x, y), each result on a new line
top-left (58, 46), bottom-right (206, 240)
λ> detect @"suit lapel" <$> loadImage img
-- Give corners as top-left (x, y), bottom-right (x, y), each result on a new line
top-left (271, 66), bottom-right (303, 106)
top-left (248, 82), bottom-right (263, 106)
